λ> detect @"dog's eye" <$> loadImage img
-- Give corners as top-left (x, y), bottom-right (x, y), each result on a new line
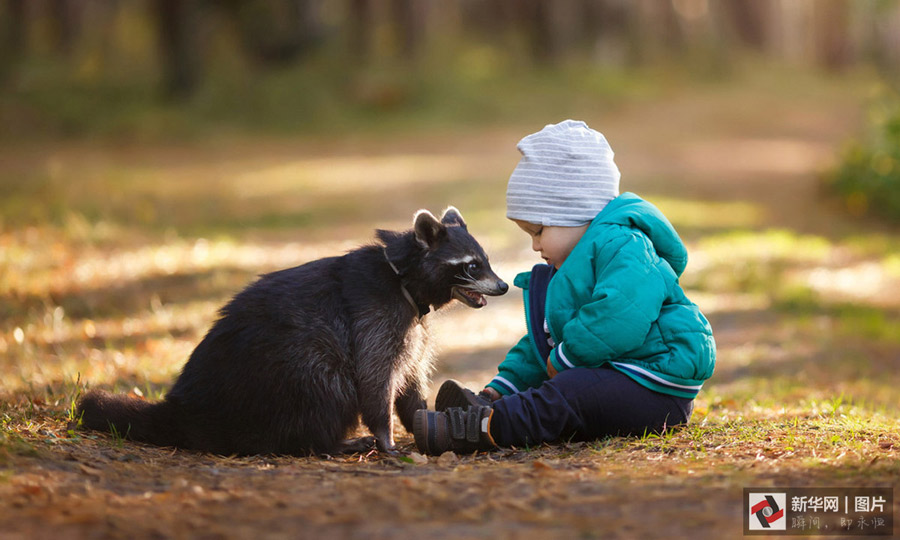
top-left (466, 262), bottom-right (479, 273)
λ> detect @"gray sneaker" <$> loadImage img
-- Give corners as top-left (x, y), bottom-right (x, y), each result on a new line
top-left (413, 406), bottom-right (496, 455)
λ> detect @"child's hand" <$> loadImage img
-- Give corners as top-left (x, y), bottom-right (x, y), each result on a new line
top-left (481, 387), bottom-right (502, 402)
top-left (546, 357), bottom-right (558, 378)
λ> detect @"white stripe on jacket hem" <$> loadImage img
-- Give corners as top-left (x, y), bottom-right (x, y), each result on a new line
top-left (555, 343), bottom-right (576, 369)
top-left (491, 376), bottom-right (520, 394)
top-left (610, 362), bottom-right (704, 391)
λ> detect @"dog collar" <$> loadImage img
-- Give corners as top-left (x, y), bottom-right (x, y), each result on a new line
top-left (383, 250), bottom-right (431, 320)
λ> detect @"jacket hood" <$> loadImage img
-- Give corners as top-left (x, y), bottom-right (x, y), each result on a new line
top-left (592, 192), bottom-right (688, 275)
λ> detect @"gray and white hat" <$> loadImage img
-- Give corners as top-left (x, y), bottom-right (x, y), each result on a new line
top-left (506, 119), bottom-right (620, 226)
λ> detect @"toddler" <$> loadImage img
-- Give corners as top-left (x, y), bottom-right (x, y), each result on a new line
top-left (413, 120), bottom-right (715, 453)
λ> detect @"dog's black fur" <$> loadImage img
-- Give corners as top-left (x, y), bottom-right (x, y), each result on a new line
top-left (76, 208), bottom-right (507, 455)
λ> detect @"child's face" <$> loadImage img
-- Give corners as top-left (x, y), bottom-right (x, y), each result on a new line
top-left (512, 219), bottom-right (589, 269)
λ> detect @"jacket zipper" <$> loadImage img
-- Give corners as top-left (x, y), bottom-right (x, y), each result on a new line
top-left (521, 281), bottom-right (544, 363)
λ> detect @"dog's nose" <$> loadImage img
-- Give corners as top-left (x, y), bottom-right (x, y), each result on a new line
top-left (496, 281), bottom-right (509, 295)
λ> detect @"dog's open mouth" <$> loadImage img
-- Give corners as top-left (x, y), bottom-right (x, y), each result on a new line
top-left (452, 287), bottom-right (488, 308)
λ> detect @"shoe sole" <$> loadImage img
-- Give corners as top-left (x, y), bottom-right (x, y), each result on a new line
top-left (434, 379), bottom-right (481, 411)
top-left (412, 409), bottom-right (435, 454)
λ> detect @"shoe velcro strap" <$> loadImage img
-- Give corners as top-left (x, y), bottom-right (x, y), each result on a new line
top-left (466, 406), bottom-right (481, 443)
top-left (447, 407), bottom-right (466, 439)
top-left (476, 391), bottom-right (494, 406)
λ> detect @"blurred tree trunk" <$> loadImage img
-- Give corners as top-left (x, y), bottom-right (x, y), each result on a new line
top-left (705, 0), bottom-right (732, 74)
top-left (1, 0), bottom-right (27, 84)
top-left (770, 0), bottom-right (813, 65)
top-left (814, 0), bottom-right (852, 70)
top-left (225, 0), bottom-right (323, 65)
top-left (4, 0), bottom-right (26, 53)
top-left (48, 0), bottom-right (82, 56)
top-left (527, 0), bottom-right (558, 64)
top-left (723, 0), bottom-right (768, 50)
top-left (583, 0), bottom-right (637, 66)
top-left (870, 2), bottom-right (900, 78)
top-left (154, 0), bottom-right (201, 100)
top-left (390, 0), bottom-right (424, 62)
top-left (294, 0), bottom-right (325, 50)
top-left (658, 0), bottom-right (685, 53)
top-left (459, 0), bottom-right (514, 39)
top-left (581, 0), bottom-right (603, 49)
top-left (629, 0), bottom-right (684, 65)
top-left (348, 0), bottom-right (373, 62)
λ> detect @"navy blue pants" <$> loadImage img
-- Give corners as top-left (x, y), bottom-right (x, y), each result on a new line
top-left (489, 366), bottom-right (694, 447)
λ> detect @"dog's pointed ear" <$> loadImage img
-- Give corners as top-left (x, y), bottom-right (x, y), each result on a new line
top-left (440, 206), bottom-right (467, 230)
top-left (414, 209), bottom-right (446, 249)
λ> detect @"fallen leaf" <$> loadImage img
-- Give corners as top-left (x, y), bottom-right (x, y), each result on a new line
top-left (436, 451), bottom-right (458, 467)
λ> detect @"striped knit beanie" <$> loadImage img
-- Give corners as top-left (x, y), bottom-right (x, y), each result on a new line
top-left (506, 119), bottom-right (620, 226)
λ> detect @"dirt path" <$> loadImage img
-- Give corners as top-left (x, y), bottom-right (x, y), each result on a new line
top-left (3, 77), bottom-right (899, 539)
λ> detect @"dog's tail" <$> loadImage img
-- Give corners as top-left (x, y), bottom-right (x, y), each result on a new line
top-left (76, 390), bottom-right (182, 447)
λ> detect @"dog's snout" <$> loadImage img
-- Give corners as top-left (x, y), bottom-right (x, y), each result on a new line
top-left (496, 281), bottom-right (509, 295)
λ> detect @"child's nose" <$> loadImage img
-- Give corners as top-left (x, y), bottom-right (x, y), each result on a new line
top-left (531, 237), bottom-right (541, 252)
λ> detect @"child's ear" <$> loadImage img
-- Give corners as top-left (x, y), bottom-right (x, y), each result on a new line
top-left (413, 210), bottom-right (446, 249)
top-left (440, 206), bottom-right (467, 230)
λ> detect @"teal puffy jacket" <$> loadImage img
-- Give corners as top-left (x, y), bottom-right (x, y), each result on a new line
top-left (488, 192), bottom-right (716, 399)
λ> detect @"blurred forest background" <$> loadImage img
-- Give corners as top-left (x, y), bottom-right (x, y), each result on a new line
top-left (2, 0), bottom-right (900, 139)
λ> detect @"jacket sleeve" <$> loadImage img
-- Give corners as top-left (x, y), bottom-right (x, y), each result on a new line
top-left (487, 334), bottom-right (549, 396)
top-left (548, 232), bottom-right (673, 374)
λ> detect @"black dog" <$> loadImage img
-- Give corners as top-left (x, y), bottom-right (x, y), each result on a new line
top-left (77, 208), bottom-right (507, 455)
